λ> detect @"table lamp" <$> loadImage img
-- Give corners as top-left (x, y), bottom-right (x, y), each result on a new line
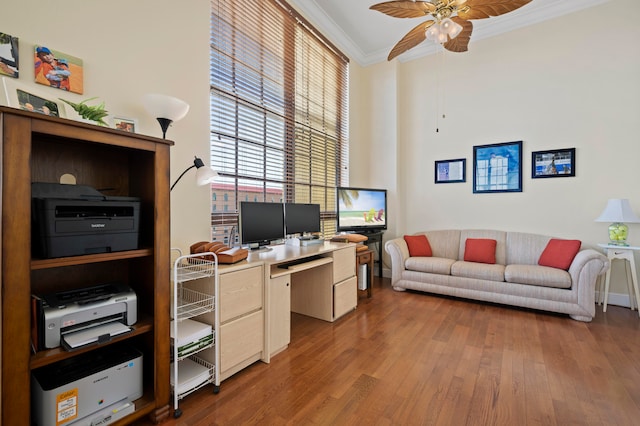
top-left (142, 93), bottom-right (190, 139)
top-left (171, 156), bottom-right (218, 191)
top-left (595, 198), bottom-right (640, 246)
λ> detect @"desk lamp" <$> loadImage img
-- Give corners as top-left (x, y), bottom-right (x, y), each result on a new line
top-left (142, 93), bottom-right (189, 139)
top-left (171, 156), bottom-right (218, 191)
top-left (595, 198), bottom-right (640, 246)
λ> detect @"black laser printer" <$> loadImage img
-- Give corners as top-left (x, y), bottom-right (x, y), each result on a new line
top-left (32, 183), bottom-right (141, 259)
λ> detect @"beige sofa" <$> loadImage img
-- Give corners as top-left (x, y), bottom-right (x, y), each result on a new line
top-left (385, 229), bottom-right (610, 322)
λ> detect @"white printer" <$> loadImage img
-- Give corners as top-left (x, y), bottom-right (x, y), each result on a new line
top-left (35, 283), bottom-right (137, 350)
top-left (31, 345), bottom-right (142, 426)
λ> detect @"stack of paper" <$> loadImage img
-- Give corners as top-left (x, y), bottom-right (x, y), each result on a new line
top-left (170, 358), bottom-right (211, 395)
top-left (171, 319), bottom-right (213, 358)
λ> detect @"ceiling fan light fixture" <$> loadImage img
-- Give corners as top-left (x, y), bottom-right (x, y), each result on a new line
top-left (426, 18), bottom-right (462, 44)
top-left (426, 25), bottom-right (440, 41)
top-left (442, 18), bottom-right (463, 39)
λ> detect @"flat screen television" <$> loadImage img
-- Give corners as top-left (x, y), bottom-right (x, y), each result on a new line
top-left (239, 201), bottom-right (285, 249)
top-left (337, 187), bottom-right (387, 232)
top-left (284, 203), bottom-right (321, 236)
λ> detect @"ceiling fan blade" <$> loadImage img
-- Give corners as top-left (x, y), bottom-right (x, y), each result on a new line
top-left (443, 17), bottom-right (473, 52)
top-left (387, 20), bottom-right (436, 61)
top-left (457, 0), bottom-right (532, 20)
top-left (370, 1), bottom-right (437, 19)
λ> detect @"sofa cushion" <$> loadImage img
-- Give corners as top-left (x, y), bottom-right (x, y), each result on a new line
top-left (405, 257), bottom-right (456, 275)
top-left (538, 239), bottom-right (581, 270)
top-left (506, 232), bottom-right (551, 265)
top-left (404, 235), bottom-right (432, 257)
top-left (423, 230), bottom-right (461, 259)
top-left (464, 238), bottom-right (497, 264)
top-left (505, 264), bottom-right (572, 289)
top-left (451, 260), bottom-right (505, 282)
top-left (459, 230), bottom-right (506, 264)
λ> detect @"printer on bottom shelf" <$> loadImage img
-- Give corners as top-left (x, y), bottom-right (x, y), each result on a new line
top-left (31, 345), bottom-right (143, 426)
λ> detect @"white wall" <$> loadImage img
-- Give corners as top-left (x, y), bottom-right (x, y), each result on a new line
top-left (0, 0), bottom-right (213, 252)
top-left (349, 60), bottom-right (401, 246)
top-left (4, 0), bottom-right (639, 301)
top-left (349, 0), bottom-right (640, 300)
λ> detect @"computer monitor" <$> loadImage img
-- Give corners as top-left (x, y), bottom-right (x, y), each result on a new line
top-left (239, 201), bottom-right (285, 249)
top-left (284, 203), bottom-right (321, 236)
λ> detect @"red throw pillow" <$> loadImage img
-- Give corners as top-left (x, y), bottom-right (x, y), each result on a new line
top-left (464, 238), bottom-right (497, 264)
top-left (538, 239), bottom-right (581, 270)
top-left (404, 235), bottom-right (432, 257)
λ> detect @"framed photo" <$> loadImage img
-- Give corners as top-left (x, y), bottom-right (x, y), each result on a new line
top-left (0, 77), bottom-right (66, 117)
top-left (34, 45), bottom-right (84, 94)
top-left (112, 116), bottom-right (137, 133)
top-left (531, 148), bottom-right (575, 178)
top-left (0, 32), bottom-right (19, 78)
top-left (473, 141), bottom-right (522, 193)
top-left (435, 158), bottom-right (466, 183)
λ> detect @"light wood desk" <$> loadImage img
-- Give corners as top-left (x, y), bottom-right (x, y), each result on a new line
top-left (217, 241), bottom-right (357, 378)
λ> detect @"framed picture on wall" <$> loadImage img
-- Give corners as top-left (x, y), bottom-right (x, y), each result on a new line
top-left (473, 141), bottom-right (522, 193)
top-left (435, 158), bottom-right (466, 183)
top-left (34, 45), bottom-right (84, 94)
top-left (531, 148), bottom-right (575, 178)
top-left (0, 32), bottom-right (19, 78)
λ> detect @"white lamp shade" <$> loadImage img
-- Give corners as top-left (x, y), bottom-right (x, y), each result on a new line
top-left (195, 166), bottom-right (218, 186)
top-left (142, 93), bottom-right (190, 121)
top-left (595, 199), bottom-right (640, 223)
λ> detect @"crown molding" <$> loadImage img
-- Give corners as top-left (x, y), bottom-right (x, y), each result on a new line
top-left (289, 0), bottom-right (610, 67)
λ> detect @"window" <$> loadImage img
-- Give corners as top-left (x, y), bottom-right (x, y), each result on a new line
top-left (210, 0), bottom-right (349, 244)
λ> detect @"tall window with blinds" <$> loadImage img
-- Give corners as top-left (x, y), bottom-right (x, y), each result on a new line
top-left (210, 0), bottom-right (349, 244)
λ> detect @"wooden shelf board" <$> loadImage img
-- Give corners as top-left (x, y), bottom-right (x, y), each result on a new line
top-left (30, 317), bottom-right (153, 369)
top-left (31, 248), bottom-right (154, 270)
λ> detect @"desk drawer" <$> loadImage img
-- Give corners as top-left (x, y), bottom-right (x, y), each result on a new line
top-left (332, 245), bottom-right (356, 283)
top-left (220, 265), bottom-right (264, 323)
top-left (220, 309), bottom-right (264, 374)
top-left (334, 276), bottom-right (357, 319)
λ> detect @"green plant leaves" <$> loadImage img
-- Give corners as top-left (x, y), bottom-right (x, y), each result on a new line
top-left (59, 97), bottom-right (109, 126)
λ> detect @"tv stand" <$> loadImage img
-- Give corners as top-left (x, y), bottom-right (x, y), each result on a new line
top-left (361, 230), bottom-right (384, 277)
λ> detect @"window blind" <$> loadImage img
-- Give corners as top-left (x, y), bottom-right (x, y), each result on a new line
top-left (209, 0), bottom-right (349, 244)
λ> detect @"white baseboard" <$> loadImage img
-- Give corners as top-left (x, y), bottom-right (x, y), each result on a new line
top-left (596, 291), bottom-right (634, 309)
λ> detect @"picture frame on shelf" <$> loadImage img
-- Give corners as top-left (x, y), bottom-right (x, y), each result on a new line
top-left (0, 77), bottom-right (66, 117)
top-left (473, 140), bottom-right (522, 193)
top-left (531, 148), bottom-right (575, 178)
top-left (112, 116), bottom-right (137, 133)
top-left (435, 158), bottom-right (466, 184)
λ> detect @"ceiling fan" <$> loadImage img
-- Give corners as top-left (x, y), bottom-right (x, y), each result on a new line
top-left (370, 0), bottom-right (532, 60)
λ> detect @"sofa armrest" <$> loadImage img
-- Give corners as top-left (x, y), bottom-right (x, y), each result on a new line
top-left (568, 249), bottom-right (610, 317)
top-left (568, 249), bottom-right (610, 281)
top-left (385, 237), bottom-right (410, 286)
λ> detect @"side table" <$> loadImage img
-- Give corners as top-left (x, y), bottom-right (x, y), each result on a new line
top-left (356, 248), bottom-right (373, 298)
top-left (598, 244), bottom-right (640, 317)
top-left (363, 230), bottom-right (384, 278)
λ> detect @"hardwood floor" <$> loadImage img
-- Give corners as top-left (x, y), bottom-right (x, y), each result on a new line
top-left (143, 277), bottom-right (640, 425)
